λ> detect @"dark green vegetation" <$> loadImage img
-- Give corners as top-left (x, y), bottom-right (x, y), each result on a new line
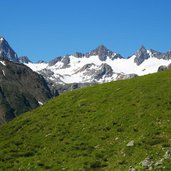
top-left (0, 70), bottom-right (171, 170)
top-left (0, 57), bottom-right (52, 124)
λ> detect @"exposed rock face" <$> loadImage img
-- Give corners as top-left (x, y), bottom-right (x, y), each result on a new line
top-left (61, 55), bottom-right (70, 68)
top-left (0, 37), bottom-right (19, 62)
top-left (39, 68), bottom-right (54, 78)
top-left (164, 51), bottom-right (171, 60)
top-left (134, 46), bottom-right (150, 65)
top-left (19, 56), bottom-right (32, 64)
top-left (48, 56), bottom-right (62, 66)
top-left (133, 46), bottom-right (171, 65)
top-left (94, 63), bottom-right (113, 80)
top-left (158, 65), bottom-right (168, 72)
top-left (149, 49), bottom-right (171, 60)
top-left (157, 63), bottom-right (171, 72)
top-left (48, 55), bottom-right (70, 68)
top-left (86, 45), bottom-right (123, 61)
top-left (77, 63), bottom-right (95, 73)
top-left (75, 63), bottom-right (114, 82)
top-left (111, 53), bottom-right (123, 60)
top-left (73, 52), bottom-right (84, 58)
top-left (0, 57), bottom-right (52, 124)
top-left (149, 49), bottom-right (163, 59)
top-left (117, 73), bottom-right (138, 80)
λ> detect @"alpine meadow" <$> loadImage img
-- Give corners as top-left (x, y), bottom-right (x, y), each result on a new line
top-left (0, 70), bottom-right (171, 170)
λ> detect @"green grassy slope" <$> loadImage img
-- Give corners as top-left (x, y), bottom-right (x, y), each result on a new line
top-left (0, 70), bottom-right (171, 171)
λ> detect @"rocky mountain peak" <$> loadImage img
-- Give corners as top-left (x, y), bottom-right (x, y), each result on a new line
top-left (95, 44), bottom-right (109, 51)
top-left (90, 44), bottom-right (113, 55)
top-left (138, 45), bottom-right (146, 52)
top-left (134, 46), bottom-right (150, 65)
top-left (0, 36), bottom-right (19, 62)
top-left (86, 44), bottom-right (114, 61)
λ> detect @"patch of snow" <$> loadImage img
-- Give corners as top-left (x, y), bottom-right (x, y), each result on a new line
top-left (38, 101), bottom-right (43, 105)
top-left (53, 61), bottom-right (65, 69)
top-left (0, 37), bottom-right (4, 41)
top-left (26, 62), bottom-right (48, 72)
top-left (25, 53), bottom-right (171, 84)
top-left (0, 61), bottom-right (6, 66)
top-left (2, 70), bottom-right (5, 76)
top-left (147, 50), bottom-right (152, 57)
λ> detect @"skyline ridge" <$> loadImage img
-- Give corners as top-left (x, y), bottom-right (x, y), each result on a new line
top-left (1, 35), bottom-right (171, 62)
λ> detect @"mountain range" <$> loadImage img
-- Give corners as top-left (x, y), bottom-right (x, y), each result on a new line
top-left (2, 36), bottom-right (171, 94)
top-left (1, 36), bottom-right (171, 123)
top-left (25, 45), bottom-right (171, 90)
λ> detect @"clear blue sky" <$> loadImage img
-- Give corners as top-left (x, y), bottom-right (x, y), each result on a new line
top-left (1, 0), bottom-right (171, 62)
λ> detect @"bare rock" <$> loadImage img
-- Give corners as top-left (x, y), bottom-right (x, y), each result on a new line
top-left (126, 140), bottom-right (134, 147)
top-left (141, 157), bottom-right (153, 169)
top-left (164, 150), bottom-right (171, 159)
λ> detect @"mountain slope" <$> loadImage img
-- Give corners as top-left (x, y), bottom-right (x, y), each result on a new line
top-left (0, 70), bottom-right (171, 170)
top-left (0, 57), bottom-right (52, 124)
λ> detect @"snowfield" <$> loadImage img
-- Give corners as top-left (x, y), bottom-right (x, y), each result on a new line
top-left (26, 53), bottom-right (171, 84)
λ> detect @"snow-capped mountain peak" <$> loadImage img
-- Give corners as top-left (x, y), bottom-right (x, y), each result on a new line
top-left (86, 44), bottom-right (123, 61)
top-left (23, 44), bottom-right (171, 89)
top-left (133, 46), bottom-right (150, 65)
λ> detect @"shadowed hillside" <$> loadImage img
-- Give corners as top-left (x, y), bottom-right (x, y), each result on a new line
top-left (0, 57), bottom-right (52, 124)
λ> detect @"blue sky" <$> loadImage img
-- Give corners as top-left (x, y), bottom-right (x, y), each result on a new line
top-left (1, 0), bottom-right (171, 62)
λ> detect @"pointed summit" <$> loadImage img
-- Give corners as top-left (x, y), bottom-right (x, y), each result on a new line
top-left (0, 36), bottom-right (19, 62)
top-left (138, 45), bottom-right (146, 52)
top-left (86, 44), bottom-right (115, 61)
top-left (92, 44), bottom-right (112, 55)
top-left (96, 44), bottom-right (109, 50)
top-left (134, 45), bottom-right (150, 65)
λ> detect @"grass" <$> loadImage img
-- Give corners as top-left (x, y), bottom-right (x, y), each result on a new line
top-left (0, 70), bottom-right (171, 170)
